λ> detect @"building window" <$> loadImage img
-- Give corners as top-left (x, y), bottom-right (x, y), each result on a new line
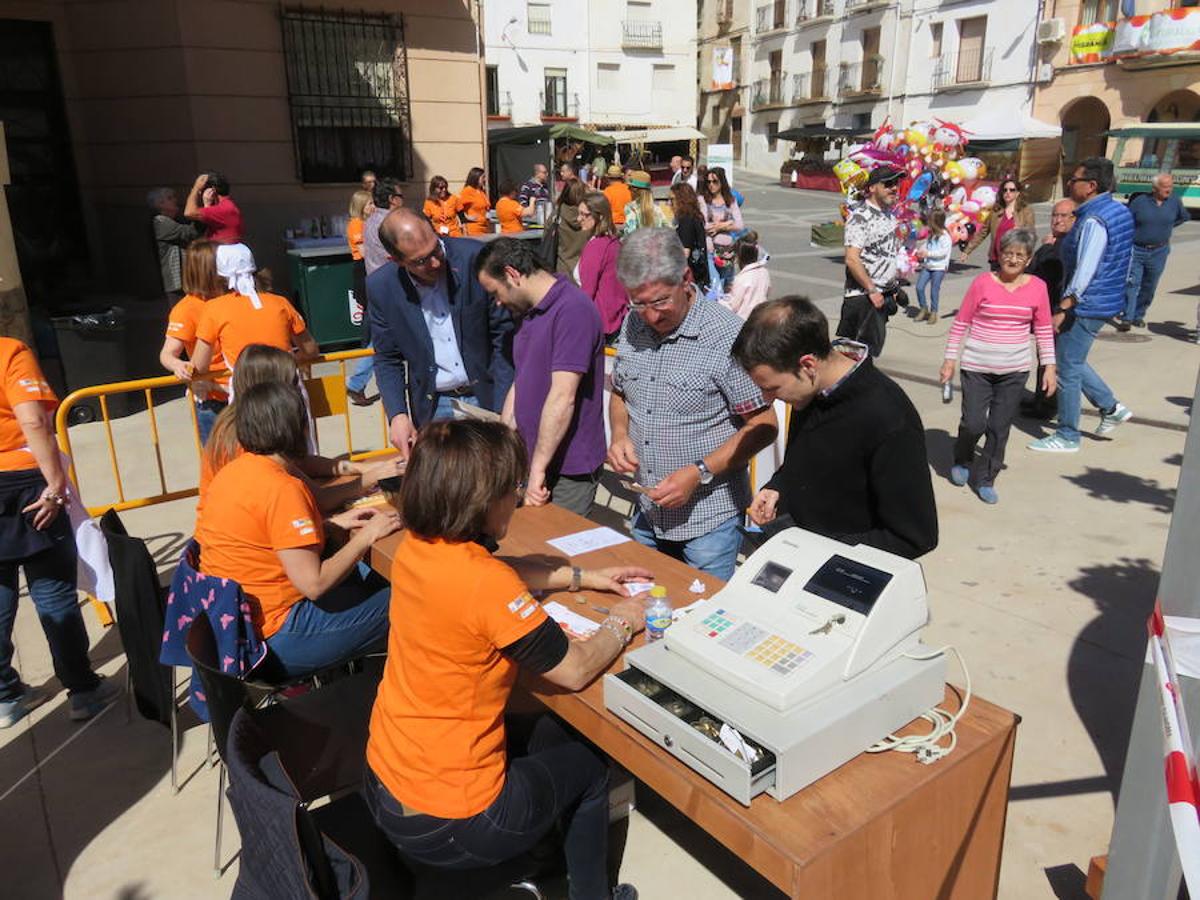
top-left (731, 35), bottom-right (742, 85)
top-left (768, 120), bottom-right (779, 152)
top-left (528, 2), bottom-right (552, 35)
top-left (930, 22), bottom-right (943, 58)
top-left (652, 63), bottom-right (675, 91)
top-left (597, 62), bottom-right (620, 90)
top-left (280, 7), bottom-right (411, 184)
top-left (862, 26), bottom-right (882, 91)
top-left (543, 67), bottom-right (568, 117)
top-left (956, 16), bottom-right (987, 83)
top-left (486, 65), bottom-right (500, 116)
top-left (1079, 0), bottom-right (1119, 25)
top-left (711, 105), bottom-right (722, 126)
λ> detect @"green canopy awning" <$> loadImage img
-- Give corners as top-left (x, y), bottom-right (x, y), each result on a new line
top-left (486, 124), bottom-right (613, 147)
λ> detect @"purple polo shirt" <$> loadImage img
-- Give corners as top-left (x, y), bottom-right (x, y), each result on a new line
top-left (514, 275), bottom-right (606, 477)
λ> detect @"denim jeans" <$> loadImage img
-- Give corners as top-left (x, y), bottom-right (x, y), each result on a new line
top-left (0, 521), bottom-right (99, 702)
top-left (433, 392), bottom-right (480, 421)
top-left (915, 269), bottom-right (945, 313)
top-left (628, 510), bottom-right (742, 582)
top-left (1054, 316), bottom-right (1117, 443)
top-left (346, 347), bottom-right (375, 394)
top-left (264, 562), bottom-right (390, 677)
top-left (1124, 244), bottom-right (1170, 322)
top-left (366, 715), bottom-right (611, 900)
top-left (195, 399), bottom-right (226, 446)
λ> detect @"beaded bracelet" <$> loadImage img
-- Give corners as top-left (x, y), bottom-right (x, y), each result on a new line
top-left (601, 616), bottom-right (632, 646)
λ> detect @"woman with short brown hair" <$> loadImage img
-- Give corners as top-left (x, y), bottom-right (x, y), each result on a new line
top-left (367, 419), bottom-right (648, 900)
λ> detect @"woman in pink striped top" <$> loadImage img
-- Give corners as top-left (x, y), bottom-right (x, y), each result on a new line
top-left (939, 229), bottom-right (1056, 504)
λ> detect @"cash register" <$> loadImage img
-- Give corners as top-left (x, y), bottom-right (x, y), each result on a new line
top-left (603, 528), bottom-right (947, 804)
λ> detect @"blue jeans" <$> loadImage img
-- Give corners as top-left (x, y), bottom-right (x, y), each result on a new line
top-left (195, 399), bottom-right (226, 446)
top-left (366, 715), bottom-right (610, 900)
top-left (347, 346), bottom-right (375, 394)
top-left (1124, 244), bottom-right (1170, 322)
top-left (915, 269), bottom-right (945, 313)
top-left (264, 562), bottom-right (390, 677)
top-left (1054, 316), bottom-right (1118, 443)
top-left (433, 392), bottom-right (480, 421)
top-left (628, 510), bottom-right (742, 582)
top-left (0, 521), bottom-right (99, 701)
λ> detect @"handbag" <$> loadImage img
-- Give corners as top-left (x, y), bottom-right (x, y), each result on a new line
top-left (537, 215), bottom-right (560, 271)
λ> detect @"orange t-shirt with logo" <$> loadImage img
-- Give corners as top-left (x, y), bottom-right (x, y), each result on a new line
top-left (604, 182), bottom-right (632, 227)
top-left (423, 196), bottom-right (463, 237)
top-left (367, 536), bottom-right (548, 819)
top-left (457, 186), bottom-right (492, 236)
top-left (496, 197), bottom-right (526, 234)
top-left (347, 218), bottom-right (365, 262)
top-left (194, 453), bottom-right (323, 637)
top-left (0, 338), bottom-right (57, 473)
top-left (195, 291), bottom-right (307, 371)
top-left (167, 294), bottom-right (228, 399)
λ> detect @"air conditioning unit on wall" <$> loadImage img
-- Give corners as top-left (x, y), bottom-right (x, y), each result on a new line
top-left (1037, 18), bottom-right (1066, 44)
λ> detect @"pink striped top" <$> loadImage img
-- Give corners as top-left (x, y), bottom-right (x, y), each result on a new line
top-left (944, 273), bottom-right (1056, 374)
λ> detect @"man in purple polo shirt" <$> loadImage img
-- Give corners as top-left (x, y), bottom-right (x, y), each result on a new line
top-left (475, 238), bottom-right (606, 516)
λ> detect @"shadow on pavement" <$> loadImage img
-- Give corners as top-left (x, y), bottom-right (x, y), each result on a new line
top-left (1061, 467), bottom-right (1176, 514)
top-left (1044, 862), bottom-right (1089, 899)
top-left (1165, 395), bottom-right (1193, 414)
top-left (924, 427), bottom-right (955, 480)
top-left (1066, 557), bottom-right (1159, 806)
top-left (1147, 320), bottom-right (1195, 342)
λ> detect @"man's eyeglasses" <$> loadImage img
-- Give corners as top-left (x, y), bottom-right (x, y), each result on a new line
top-left (1000, 252), bottom-right (1030, 262)
top-left (1066, 176), bottom-right (1095, 186)
top-left (1050, 212), bottom-right (1075, 219)
top-left (627, 294), bottom-right (675, 312)
top-left (405, 239), bottom-right (445, 268)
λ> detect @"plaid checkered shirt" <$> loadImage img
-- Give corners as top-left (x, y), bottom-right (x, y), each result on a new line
top-left (612, 297), bottom-right (768, 542)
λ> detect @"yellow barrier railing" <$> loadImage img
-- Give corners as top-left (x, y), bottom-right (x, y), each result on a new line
top-left (55, 348), bottom-right (388, 517)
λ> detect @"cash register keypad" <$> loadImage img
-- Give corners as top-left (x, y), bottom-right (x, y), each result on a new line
top-left (701, 612), bottom-right (813, 676)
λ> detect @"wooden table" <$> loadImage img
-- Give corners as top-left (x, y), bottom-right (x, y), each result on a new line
top-left (371, 505), bottom-right (1018, 899)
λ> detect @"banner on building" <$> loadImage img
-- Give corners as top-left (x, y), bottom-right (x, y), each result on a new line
top-left (712, 47), bottom-right (734, 90)
top-left (1076, 8), bottom-right (1200, 63)
top-left (1070, 21), bottom-right (1115, 64)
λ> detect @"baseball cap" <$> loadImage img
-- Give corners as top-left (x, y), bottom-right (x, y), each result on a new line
top-left (864, 166), bottom-right (903, 188)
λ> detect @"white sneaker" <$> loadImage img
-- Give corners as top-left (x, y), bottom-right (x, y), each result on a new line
top-left (0, 684), bottom-right (49, 728)
top-left (1096, 403), bottom-right (1132, 436)
top-left (1028, 434), bottom-right (1081, 453)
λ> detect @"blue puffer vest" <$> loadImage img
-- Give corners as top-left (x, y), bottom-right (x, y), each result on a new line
top-left (1058, 192), bottom-right (1134, 319)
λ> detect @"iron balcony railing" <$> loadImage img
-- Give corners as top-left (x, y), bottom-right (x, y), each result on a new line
top-left (756, 0), bottom-right (789, 33)
top-left (622, 20), bottom-right (663, 49)
top-left (931, 46), bottom-right (993, 89)
top-left (837, 60), bottom-right (883, 96)
top-left (527, 9), bottom-right (551, 35)
top-left (792, 65), bottom-right (828, 101)
top-left (717, 0), bottom-right (735, 25)
top-left (539, 90), bottom-right (578, 119)
top-left (797, 0), bottom-right (834, 21)
top-left (752, 73), bottom-right (788, 109)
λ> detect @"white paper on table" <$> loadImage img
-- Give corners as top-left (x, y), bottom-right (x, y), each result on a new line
top-left (543, 601), bottom-right (601, 640)
top-left (545, 526), bottom-right (631, 557)
top-left (671, 599), bottom-right (706, 621)
top-left (624, 581), bottom-right (656, 596)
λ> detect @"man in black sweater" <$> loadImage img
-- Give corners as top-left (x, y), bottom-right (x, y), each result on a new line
top-left (731, 296), bottom-right (938, 559)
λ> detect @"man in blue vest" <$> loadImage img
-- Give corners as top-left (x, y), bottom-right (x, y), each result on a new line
top-left (1029, 157), bottom-right (1134, 454)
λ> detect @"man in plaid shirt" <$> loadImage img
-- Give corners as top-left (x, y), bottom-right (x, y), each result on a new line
top-left (609, 229), bottom-right (778, 580)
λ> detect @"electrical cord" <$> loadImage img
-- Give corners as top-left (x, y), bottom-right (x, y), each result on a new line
top-left (866, 645), bottom-right (971, 765)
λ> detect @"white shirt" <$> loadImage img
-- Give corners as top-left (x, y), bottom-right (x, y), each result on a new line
top-left (413, 273), bottom-right (469, 391)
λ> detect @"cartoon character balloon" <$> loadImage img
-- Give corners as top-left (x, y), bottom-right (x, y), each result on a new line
top-left (833, 158), bottom-right (868, 194)
top-left (931, 120), bottom-right (968, 154)
top-left (971, 185), bottom-right (997, 209)
top-left (957, 157), bottom-right (987, 184)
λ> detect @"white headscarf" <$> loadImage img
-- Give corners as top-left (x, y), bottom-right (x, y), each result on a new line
top-left (216, 242), bottom-right (262, 309)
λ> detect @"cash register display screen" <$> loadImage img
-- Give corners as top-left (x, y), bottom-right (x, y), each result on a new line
top-left (750, 561), bottom-right (793, 593)
top-left (803, 555), bottom-right (892, 615)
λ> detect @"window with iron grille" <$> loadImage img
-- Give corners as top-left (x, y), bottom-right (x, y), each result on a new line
top-left (544, 68), bottom-right (568, 117)
top-left (486, 65), bottom-right (500, 116)
top-left (280, 7), bottom-right (412, 183)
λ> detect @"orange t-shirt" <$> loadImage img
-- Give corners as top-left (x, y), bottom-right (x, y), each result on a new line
top-left (166, 294), bottom-right (228, 400)
top-left (196, 442), bottom-right (244, 519)
top-left (367, 536), bottom-right (548, 819)
top-left (194, 453), bottom-right (323, 638)
top-left (0, 338), bottom-right (56, 473)
top-left (496, 197), bottom-right (525, 234)
top-left (195, 291), bottom-right (307, 372)
top-left (423, 196), bottom-right (463, 237)
top-left (604, 182), bottom-right (633, 227)
top-left (347, 218), bottom-right (365, 261)
top-left (457, 186), bottom-right (491, 236)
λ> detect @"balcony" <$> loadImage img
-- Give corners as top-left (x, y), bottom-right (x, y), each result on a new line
top-left (931, 47), bottom-right (993, 90)
top-left (716, 0), bottom-right (735, 27)
top-left (752, 73), bottom-right (788, 110)
top-left (845, 0), bottom-right (889, 10)
top-left (539, 90), bottom-right (578, 121)
top-left (792, 66), bottom-right (829, 102)
top-left (527, 10), bottom-right (551, 35)
top-left (797, 0), bottom-right (834, 23)
top-left (837, 60), bottom-right (883, 97)
top-left (756, 1), bottom-right (789, 35)
top-left (622, 20), bottom-right (663, 49)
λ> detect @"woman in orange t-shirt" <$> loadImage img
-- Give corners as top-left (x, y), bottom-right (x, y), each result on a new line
top-left (195, 380), bottom-right (401, 676)
top-left (191, 243), bottom-right (319, 378)
top-left (365, 421), bottom-right (649, 899)
top-left (458, 166), bottom-right (491, 236)
top-left (422, 175), bottom-right (463, 237)
top-left (0, 337), bottom-right (113, 726)
top-left (494, 180), bottom-right (528, 234)
top-left (159, 239), bottom-right (229, 444)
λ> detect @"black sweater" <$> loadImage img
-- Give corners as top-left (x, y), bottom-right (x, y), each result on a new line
top-left (766, 358), bottom-right (938, 559)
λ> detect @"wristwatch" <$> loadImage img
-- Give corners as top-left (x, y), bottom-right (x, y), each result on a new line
top-left (694, 460), bottom-right (714, 485)
top-left (569, 566), bottom-right (583, 592)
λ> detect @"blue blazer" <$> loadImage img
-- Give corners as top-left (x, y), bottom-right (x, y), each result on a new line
top-left (367, 238), bottom-right (514, 428)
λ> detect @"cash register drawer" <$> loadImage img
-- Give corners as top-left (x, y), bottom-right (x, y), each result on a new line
top-left (604, 667), bottom-right (776, 806)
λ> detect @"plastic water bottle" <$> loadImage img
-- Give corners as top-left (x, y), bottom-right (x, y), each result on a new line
top-left (645, 586), bottom-right (673, 642)
top-left (942, 380), bottom-right (953, 404)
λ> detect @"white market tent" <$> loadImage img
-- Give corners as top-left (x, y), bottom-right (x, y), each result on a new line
top-left (959, 109), bottom-right (1062, 141)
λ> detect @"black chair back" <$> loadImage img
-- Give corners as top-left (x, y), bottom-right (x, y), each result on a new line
top-left (185, 615), bottom-right (273, 764)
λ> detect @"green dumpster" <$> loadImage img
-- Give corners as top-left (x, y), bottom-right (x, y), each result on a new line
top-left (286, 245), bottom-right (362, 350)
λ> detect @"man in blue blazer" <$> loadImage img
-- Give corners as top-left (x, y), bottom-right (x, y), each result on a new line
top-left (367, 209), bottom-right (515, 456)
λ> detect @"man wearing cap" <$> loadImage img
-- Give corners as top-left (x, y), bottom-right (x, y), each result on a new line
top-left (839, 166), bottom-right (902, 357)
top-left (604, 166), bottom-right (633, 229)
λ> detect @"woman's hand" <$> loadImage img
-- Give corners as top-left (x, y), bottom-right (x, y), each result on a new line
top-left (583, 566), bottom-right (654, 597)
top-left (169, 358), bottom-right (193, 382)
top-left (22, 487), bottom-right (65, 531)
top-left (1042, 364), bottom-right (1058, 398)
top-left (939, 360), bottom-right (956, 385)
top-left (609, 597), bottom-right (648, 636)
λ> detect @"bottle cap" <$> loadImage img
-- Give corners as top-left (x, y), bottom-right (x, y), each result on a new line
top-left (649, 586), bottom-right (667, 598)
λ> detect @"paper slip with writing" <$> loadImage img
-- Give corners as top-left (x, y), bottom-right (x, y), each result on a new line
top-left (542, 601), bottom-right (600, 640)
top-left (546, 526), bottom-right (630, 557)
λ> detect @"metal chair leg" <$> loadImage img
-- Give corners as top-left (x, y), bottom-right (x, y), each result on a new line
top-left (170, 670), bottom-right (179, 794)
top-left (207, 722), bottom-right (216, 767)
top-left (213, 762), bottom-right (225, 875)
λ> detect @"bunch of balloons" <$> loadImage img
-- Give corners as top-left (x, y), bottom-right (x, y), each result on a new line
top-left (833, 117), bottom-right (994, 251)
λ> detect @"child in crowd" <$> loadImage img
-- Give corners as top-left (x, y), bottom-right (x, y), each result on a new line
top-left (915, 209), bottom-right (951, 324)
top-left (720, 231), bottom-right (771, 320)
